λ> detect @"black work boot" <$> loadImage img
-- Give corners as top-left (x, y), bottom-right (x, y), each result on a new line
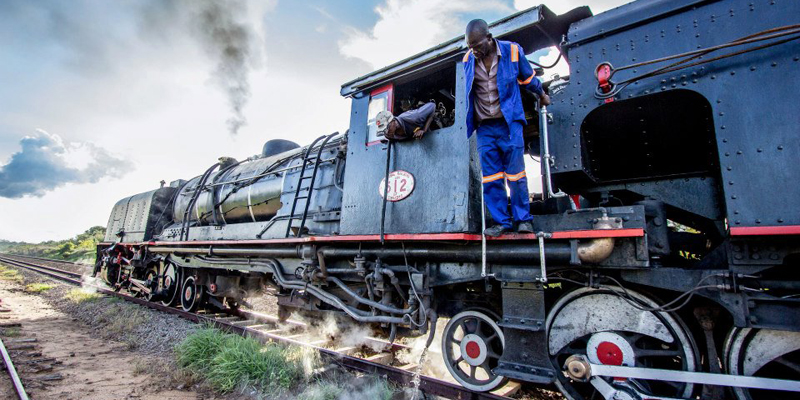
top-left (483, 225), bottom-right (508, 237)
top-left (517, 221), bottom-right (534, 233)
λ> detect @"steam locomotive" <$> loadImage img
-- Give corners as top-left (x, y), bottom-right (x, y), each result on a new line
top-left (96, 1), bottom-right (800, 398)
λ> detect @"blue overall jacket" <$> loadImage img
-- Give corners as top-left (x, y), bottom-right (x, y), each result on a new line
top-left (462, 39), bottom-right (544, 137)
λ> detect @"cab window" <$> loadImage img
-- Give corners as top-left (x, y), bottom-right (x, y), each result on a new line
top-left (367, 84), bottom-right (393, 144)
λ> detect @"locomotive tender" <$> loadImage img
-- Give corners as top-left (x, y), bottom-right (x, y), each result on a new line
top-left (96, 1), bottom-right (800, 398)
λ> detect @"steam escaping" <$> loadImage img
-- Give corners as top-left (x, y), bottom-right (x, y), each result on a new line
top-left (81, 275), bottom-right (101, 294)
top-left (189, 0), bottom-right (262, 135)
top-left (0, 129), bottom-right (128, 199)
top-left (397, 318), bottom-right (452, 380)
top-left (300, 313), bottom-right (387, 353)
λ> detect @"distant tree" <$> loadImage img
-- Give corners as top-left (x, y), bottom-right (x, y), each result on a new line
top-left (57, 242), bottom-right (75, 257)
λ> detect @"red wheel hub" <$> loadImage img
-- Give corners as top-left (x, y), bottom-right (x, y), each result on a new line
top-left (597, 341), bottom-right (624, 365)
top-left (465, 341), bottom-right (481, 359)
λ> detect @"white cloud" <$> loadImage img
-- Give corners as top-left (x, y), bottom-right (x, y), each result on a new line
top-left (339, 0), bottom-right (510, 69)
top-left (0, 129), bottom-right (128, 199)
top-left (532, 46), bottom-right (570, 80)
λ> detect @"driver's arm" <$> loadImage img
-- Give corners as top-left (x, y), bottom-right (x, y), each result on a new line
top-left (515, 44), bottom-right (550, 105)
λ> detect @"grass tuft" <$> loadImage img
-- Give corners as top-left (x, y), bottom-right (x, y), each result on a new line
top-left (25, 283), bottom-right (55, 293)
top-left (298, 381), bottom-right (343, 400)
top-left (175, 328), bottom-right (231, 374)
top-left (0, 266), bottom-right (23, 283)
top-left (65, 288), bottom-right (102, 303)
top-left (175, 328), bottom-right (317, 393)
top-left (103, 304), bottom-right (148, 338)
top-left (1, 327), bottom-right (21, 337)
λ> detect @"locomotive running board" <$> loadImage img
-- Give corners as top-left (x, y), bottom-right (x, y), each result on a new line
top-left (563, 355), bottom-right (800, 399)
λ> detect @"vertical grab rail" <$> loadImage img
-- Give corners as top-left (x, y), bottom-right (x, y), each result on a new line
top-left (539, 105), bottom-right (567, 199)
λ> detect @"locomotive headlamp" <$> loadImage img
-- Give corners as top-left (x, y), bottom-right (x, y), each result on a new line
top-left (375, 110), bottom-right (395, 136)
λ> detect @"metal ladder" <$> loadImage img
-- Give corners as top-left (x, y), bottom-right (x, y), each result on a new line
top-left (284, 132), bottom-right (338, 238)
top-left (179, 163), bottom-right (219, 241)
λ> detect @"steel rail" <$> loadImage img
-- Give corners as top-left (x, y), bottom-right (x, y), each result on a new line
top-left (0, 254), bottom-right (512, 400)
top-left (0, 338), bottom-right (29, 400)
top-left (2, 254), bottom-right (88, 266)
top-left (0, 257), bottom-right (83, 284)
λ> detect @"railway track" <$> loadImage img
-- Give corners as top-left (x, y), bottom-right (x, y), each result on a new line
top-left (0, 254), bottom-right (517, 400)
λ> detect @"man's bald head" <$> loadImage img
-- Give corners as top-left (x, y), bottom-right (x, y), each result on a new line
top-left (465, 19), bottom-right (494, 60)
top-left (466, 19), bottom-right (489, 38)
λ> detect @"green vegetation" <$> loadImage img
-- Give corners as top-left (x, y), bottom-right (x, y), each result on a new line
top-left (176, 328), bottom-right (318, 393)
top-left (0, 266), bottom-right (23, 283)
top-left (0, 226), bottom-right (105, 263)
top-left (25, 283), bottom-right (55, 293)
top-left (0, 327), bottom-right (21, 337)
top-left (65, 288), bottom-right (102, 303)
top-left (104, 303), bottom-right (148, 339)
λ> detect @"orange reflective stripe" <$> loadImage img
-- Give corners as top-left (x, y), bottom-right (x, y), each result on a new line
top-left (463, 50), bottom-right (472, 63)
top-left (505, 171), bottom-right (527, 181)
top-left (518, 71), bottom-right (535, 85)
top-left (482, 172), bottom-right (505, 183)
top-left (511, 44), bottom-right (519, 62)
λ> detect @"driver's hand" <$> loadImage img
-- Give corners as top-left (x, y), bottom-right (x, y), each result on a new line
top-left (540, 93), bottom-right (551, 106)
top-left (413, 129), bottom-right (426, 139)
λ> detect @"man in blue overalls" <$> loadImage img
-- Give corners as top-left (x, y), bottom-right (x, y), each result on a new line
top-left (463, 19), bottom-right (550, 237)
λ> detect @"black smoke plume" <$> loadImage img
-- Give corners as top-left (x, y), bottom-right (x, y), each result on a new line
top-left (140, 0), bottom-right (262, 135)
top-left (193, 0), bottom-right (258, 135)
top-left (0, 130), bottom-right (127, 199)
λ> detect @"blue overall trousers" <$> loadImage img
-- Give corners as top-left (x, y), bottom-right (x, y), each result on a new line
top-left (477, 120), bottom-right (533, 228)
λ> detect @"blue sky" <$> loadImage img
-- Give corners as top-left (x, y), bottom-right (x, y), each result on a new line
top-left (0, 0), bottom-right (629, 242)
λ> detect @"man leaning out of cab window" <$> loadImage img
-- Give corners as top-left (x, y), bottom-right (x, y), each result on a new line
top-left (375, 102), bottom-right (436, 142)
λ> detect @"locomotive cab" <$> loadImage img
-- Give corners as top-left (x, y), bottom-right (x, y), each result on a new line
top-left (339, 5), bottom-right (592, 236)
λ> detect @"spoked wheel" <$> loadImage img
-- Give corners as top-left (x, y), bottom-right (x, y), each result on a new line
top-left (180, 275), bottom-right (204, 312)
top-left (442, 310), bottom-right (507, 392)
top-left (160, 262), bottom-right (180, 307)
top-left (102, 263), bottom-right (121, 286)
top-left (724, 327), bottom-right (800, 400)
top-left (547, 287), bottom-right (699, 400)
top-left (144, 267), bottom-right (158, 301)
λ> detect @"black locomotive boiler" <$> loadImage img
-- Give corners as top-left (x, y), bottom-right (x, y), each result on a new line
top-left (96, 1), bottom-right (800, 398)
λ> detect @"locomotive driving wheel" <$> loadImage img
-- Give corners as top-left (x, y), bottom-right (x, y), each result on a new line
top-left (724, 327), bottom-right (800, 400)
top-left (547, 287), bottom-right (699, 400)
top-left (160, 262), bottom-right (180, 306)
top-left (144, 267), bottom-right (158, 301)
top-left (180, 275), bottom-right (204, 312)
top-left (102, 262), bottom-right (121, 286)
top-left (442, 310), bottom-right (507, 392)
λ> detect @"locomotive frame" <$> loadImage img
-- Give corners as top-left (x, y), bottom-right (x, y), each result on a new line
top-left (95, 1), bottom-right (800, 399)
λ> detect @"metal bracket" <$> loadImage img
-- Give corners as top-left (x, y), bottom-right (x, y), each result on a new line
top-left (498, 316), bottom-right (545, 332)
top-left (536, 232), bottom-right (551, 282)
top-left (494, 361), bottom-right (556, 385)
